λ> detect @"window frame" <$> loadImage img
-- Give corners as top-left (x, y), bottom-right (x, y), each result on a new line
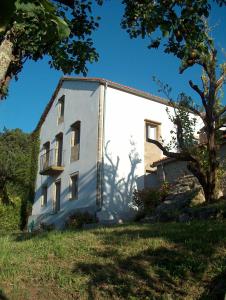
top-left (145, 119), bottom-right (161, 142)
top-left (55, 132), bottom-right (63, 166)
top-left (58, 95), bottom-right (65, 124)
top-left (70, 121), bottom-right (81, 162)
top-left (41, 185), bottom-right (48, 207)
top-left (69, 172), bottom-right (79, 200)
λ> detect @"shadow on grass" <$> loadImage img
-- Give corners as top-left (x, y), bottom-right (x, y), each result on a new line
top-left (73, 222), bottom-right (226, 299)
top-left (13, 231), bottom-right (51, 242)
top-left (74, 246), bottom-right (191, 299)
top-left (199, 268), bottom-right (226, 300)
top-left (0, 289), bottom-right (8, 300)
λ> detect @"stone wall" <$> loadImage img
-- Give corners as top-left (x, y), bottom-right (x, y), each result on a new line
top-left (146, 143), bottom-right (226, 194)
top-left (157, 160), bottom-right (191, 184)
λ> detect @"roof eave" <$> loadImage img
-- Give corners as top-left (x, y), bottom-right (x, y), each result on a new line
top-left (34, 76), bottom-right (170, 132)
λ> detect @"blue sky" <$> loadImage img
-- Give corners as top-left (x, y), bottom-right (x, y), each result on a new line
top-left (0, 1), bottom-right (225, 133)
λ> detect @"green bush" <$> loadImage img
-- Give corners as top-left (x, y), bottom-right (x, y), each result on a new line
top-left (133, 188), bottom-right (161, 214)
top-left (133, 182), bottom-right (171, 218)
top-left (65, 211), bottom-right (97, 229)
top-left (0, 197), bottom-right (21, 232)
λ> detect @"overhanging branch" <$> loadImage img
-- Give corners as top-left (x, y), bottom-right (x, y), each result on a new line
top-left (189, 80), bottom-right (207, 110)
top-left (216, 74), bottom-right (225, 91)
top-left (147, 138), bottom-right (196, 162)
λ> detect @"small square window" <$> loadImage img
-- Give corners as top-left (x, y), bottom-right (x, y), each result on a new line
top-left (146, 124), bottom-right (157, 141)
top-left (70, 173), bottom-right (78, 200)
top-left (41, 186), bottom-right (48, 207)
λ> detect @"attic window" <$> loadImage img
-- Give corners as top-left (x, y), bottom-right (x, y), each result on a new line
top-left (145, 120), bottom-right (161, 141)
top-left (58, 95), bottom-right (65, 124)
top-left (147, 124), bottom-right (157, 140)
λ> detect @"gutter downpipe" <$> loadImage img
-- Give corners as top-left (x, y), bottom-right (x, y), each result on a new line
top-left (101, 82), bottom-right (107, 207)
top-left (96, 81), bottom-right (107, 212)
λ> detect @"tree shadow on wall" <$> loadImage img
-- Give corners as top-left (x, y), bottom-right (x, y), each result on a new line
top-left (102, 140), bottom-right (141, 218)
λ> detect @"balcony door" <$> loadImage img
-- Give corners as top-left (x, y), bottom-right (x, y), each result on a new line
top-left (54, 180), bottom-right (61, 212)
top-left (55, 133), bottom-right (63, 166)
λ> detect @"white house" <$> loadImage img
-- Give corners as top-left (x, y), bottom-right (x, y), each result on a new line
top-left (30, 77), bottom-right (179, 228)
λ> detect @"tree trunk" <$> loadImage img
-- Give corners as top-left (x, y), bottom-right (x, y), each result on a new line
top-left (205, 128), bottom-right (218, 202)
top-left (0, 35), bottom-right (13, 84)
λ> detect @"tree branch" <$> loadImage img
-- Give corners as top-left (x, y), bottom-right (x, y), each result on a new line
top-left (147, 138), bottom-right (196, 162)
top-left (189, 80), bottom-right (207, 110)
top-left (215, 74), bottom-right (225, 91)
top-left (186, 104), bottom-right (206, 121)
top-left (187, 162), bottom-right (207, 190)
top-left (215, 105), bottom-right (226, 120)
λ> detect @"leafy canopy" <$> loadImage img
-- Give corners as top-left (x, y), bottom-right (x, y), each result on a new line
top-left (122, 0), bottom-right (226, 71)
top-left (0, 0), bottom-right (102, 96)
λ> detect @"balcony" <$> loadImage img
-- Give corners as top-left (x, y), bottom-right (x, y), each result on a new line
top-left (40, 149), bottom-right (65, 176)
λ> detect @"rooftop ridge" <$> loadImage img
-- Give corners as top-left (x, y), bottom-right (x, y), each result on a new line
top-left (35, 76), bottom-right (170, 132)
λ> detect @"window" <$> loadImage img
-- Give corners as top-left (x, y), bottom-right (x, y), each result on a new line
top-left (71, 121), bottom-right (80, 162)
top-left (55, 133), bottom-right (63, 166)
top-left (147, 124), bottom-right (157, 140)
top-left (41, 185), bottom-right (48, 207)
top-left (42, 141), bottom-right (50, 169)
top-left (54, 180), bottom-right (61, 212)
top-left (58, 95), bottom-right (65, 124)
top-left (145, 121), bottom-right (160, 141)
top-left (70, 173), bottom-right (78, 200)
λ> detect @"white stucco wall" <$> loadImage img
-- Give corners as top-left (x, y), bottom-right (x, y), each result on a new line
top-left (31, 79), bottom-right (203, 227)
top-left (32, 80), bottom-right (100, 227)
top-left (97, 86), bottom-right (176, 223)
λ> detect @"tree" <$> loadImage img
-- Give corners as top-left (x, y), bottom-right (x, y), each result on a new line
top-left (0, 128), bottom-right (31, 205)
top-left (0, 0), bottom-right (102, 98)
top-left (121, 0), bottom-right (226, 202)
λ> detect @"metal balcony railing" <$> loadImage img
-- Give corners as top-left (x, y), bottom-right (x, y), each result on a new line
top-left (40, 149), bottom-right (65, 175)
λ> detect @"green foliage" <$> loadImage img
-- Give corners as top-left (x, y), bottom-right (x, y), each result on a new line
top-left (0, 197), bottom-right (21, 231)
top-left (0, 128), bottom-right (39, 231)
top-left (122, 1), bottom-right (226, 202)
top-left (121, 0), bottom-right (225, 70)
top-left (166, 95), bottom-right (198, 152)
top-left (153, 77), bottom-right (199, 152)
top-left (20, 130), bottom-right (40, 230)
top-left (0, 0), bottom-right (102, 97)
top-left (65, 211), bottom-right (97, 229)
top-left (0, 0), bottom-right (16, 33)
top-left (133, 182), bottom-right (171, 216)
top-left (0, 128), bottom-right (31, 202)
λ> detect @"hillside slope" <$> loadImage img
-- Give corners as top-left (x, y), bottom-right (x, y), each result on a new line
top-left (1, 222), bottom-right (226, 299)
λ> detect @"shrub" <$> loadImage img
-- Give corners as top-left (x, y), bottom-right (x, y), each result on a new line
top-left (133, 188), bottom-right (161, 215)
top-left (133, 181), bottom-right (171, 218)
top-left (0, 197), bottom-right (21, 232)
top-left (160, 181), bottom-right (172, 200)
top-left (65, 211), bottom-right (97, 229)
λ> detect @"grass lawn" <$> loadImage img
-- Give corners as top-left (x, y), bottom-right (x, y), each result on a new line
top-left (1, 221), bottom-right (226, 300)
